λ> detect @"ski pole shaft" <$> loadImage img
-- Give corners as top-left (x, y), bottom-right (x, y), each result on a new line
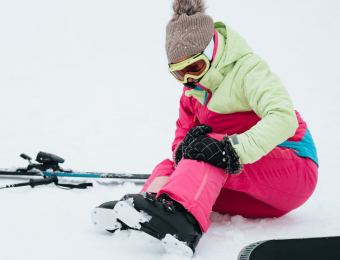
top-left (0, 182), bottom-right (29, 189)
top-left (0, 174), bottom-right (58, 189)
top-left (0, 170), bottom-right (150, 180)
top-left (0, 171), bottom-right (39, 176)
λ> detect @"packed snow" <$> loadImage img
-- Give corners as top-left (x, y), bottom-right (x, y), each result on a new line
top-left (1, 0), bottom-right (340, 259)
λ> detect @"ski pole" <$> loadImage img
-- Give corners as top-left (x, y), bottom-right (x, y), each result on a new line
top-left (0, 174), bottom-right (92, 190)
top-left (0, 152), bottom-right (150, 180)
top-left (0, 174), bottom-right (58, 189)
top-left (0, 170), bottom-right (150, 180)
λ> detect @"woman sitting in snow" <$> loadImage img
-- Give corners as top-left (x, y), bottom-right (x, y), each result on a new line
top-left (93, 0), bottom-right (318, 256)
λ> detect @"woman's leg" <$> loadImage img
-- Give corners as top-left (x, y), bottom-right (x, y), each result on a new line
top-left (156, 159), bottom-right (228, 233)
top-left (142, 147), bottom-right (318, 231)
top-left (218, 147), bottom-right (318, 215)
top-left (142, 158), bottom-right (228, 232)
top-left (212, 188), bottom-right (289, 218)
top-left (141, 159), bottom-right (174, 193)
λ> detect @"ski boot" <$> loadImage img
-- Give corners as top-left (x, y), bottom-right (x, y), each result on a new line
top-left (92, 193), bottom-right (202, 257)
top-left (92, 200), bottom-right (130, 233)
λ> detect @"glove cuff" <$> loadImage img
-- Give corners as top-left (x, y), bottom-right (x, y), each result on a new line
top-left (173, 141), bottom-right (184, 168)
top-left (221, 135), bottom-right (243, 175)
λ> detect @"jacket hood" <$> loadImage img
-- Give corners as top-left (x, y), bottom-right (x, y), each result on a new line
top-left (213, 22), bottom-right (253, 69)
top-left (186, 22), bottom-right (253, 96)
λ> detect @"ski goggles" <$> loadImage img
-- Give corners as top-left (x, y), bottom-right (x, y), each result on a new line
top-left (168, 53), bottom-right (211, 84)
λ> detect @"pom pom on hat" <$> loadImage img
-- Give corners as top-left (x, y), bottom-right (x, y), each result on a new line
top-left (172, 0), bottom-right (207, 19)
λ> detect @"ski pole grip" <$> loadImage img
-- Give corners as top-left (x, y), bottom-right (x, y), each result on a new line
top-left (29, 174), bottom-right (58, 188)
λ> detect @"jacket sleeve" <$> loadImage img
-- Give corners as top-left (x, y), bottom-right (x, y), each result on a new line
top-left (231, 57), bottom-right (299, 164)
top-left (172, 89), bottom-right (200, 152)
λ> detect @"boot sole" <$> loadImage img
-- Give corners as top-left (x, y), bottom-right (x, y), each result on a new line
top-left (92, 201), bottom-right (194, 257)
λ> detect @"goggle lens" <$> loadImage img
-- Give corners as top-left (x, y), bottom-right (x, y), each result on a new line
top-left (171, 59), bottom-right (207, 81)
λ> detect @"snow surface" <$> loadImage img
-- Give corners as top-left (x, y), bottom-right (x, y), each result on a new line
top-left (1, 0), bottom-right (340, 259)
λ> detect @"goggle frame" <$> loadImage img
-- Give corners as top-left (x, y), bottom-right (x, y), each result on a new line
top-left (168, 53), bottom-right (211, 84)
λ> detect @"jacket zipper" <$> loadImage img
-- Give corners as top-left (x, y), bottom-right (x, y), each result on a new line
top-left (197, 83), bottom-right (212, 106)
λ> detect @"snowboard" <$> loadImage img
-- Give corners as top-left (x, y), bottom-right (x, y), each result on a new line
top-left (238, 236), bottom-right (340, 260)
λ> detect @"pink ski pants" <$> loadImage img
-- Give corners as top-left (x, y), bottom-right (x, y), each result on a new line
top-left (141, 146), bottom-right (318, 233)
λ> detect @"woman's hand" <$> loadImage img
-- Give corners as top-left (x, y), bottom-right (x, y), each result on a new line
top-left (173, 124), bottom-right (212, 167)
top-left (175, 124), bottom-right (243, 174)
top-left (183, 134), bottom-right (228, 169)
top-left (182, 124), bottom-right (213, 145)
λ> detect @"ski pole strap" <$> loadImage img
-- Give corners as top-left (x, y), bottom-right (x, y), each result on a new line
top-left (56, 182), bottom-right (93, 189)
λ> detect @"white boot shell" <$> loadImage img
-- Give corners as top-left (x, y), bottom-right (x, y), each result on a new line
top-left (162, 234), bottom-right (194, 258)
top-left (92, 207), bottom-right (122, 230)
top-left (92, 200), bottom-right (194, 258)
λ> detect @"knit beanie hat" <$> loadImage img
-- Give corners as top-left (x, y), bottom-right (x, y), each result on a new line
top-left (166, 0), bottom-right (214, 63)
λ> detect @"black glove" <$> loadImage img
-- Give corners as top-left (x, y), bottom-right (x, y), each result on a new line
top-left (183, 135), bottom-right (243, 175)
top-left (174, 124), bottom-right (213, 167)
top-left (174, 124), bottom-right (242, 174)
top-left (183, 135), bottom-right (227, 168)
top-left (182, 124), bottom-right (213, 145)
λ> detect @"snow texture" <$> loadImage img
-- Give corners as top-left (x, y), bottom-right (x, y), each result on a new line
top-left (140, 210), bottom-right (153, 222)
top-left (0, 0), bottom-right (340, 259)
top-left (140, 191), bottom-right (148, 198)
top-left (124, 197), bottom-right (135, 208)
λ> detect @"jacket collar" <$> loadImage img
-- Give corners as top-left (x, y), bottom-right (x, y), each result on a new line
top-left (185, 22), bottom-right (253, 95)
